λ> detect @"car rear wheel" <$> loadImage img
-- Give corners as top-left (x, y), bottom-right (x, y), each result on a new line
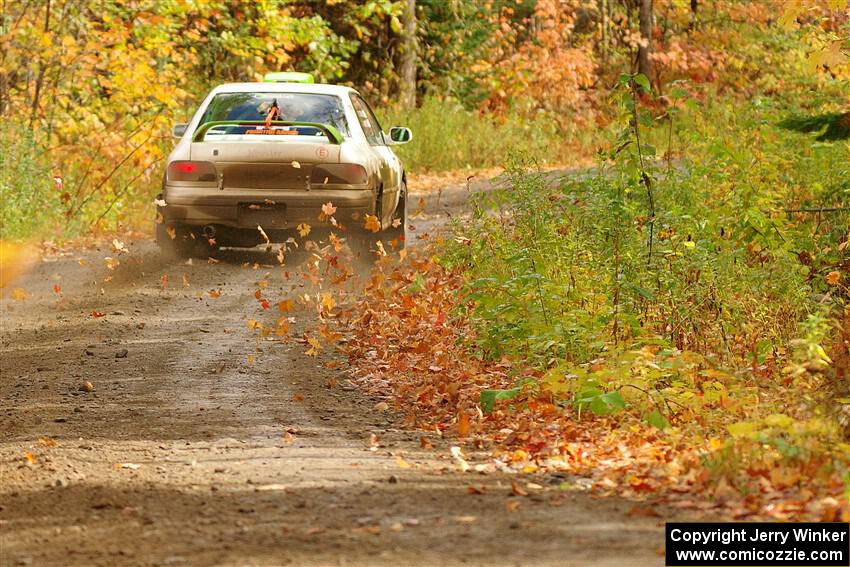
top-left (351, 184), bottom-right (407, 259)
top-left (156, 222), bottom-right (192, 262)
top-left (383, 182), bottom-right (407, 251)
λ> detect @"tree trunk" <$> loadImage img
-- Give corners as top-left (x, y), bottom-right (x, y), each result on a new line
top-left (637, 0), bottom-right (653, 85)
top-left (689, 0), bottom-right (699, 30)
top-left (29, 0), bottom-right (52, 127)
top-left (399, 0), bottom-right (417, 109)
top-left (600, 0), bottom-right (608, 61)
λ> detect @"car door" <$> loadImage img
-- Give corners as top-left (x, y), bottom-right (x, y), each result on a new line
top-left (349, 94), bottom-right (401, 227)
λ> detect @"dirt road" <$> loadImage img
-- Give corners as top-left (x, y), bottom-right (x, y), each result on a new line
top-left (0, 179), bottom-right (668, 567)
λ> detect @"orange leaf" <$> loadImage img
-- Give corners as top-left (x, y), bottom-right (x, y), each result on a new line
top-left (457, 410), bottom-right (470, 437)
top-left (363, 214), bottom-right (381, 233)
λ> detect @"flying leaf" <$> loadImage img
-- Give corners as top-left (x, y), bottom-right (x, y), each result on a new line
top-left (306, 336), bottom-right (322, 356)
top-left (363, 215), bottom-right (381, 233)
top-left (297, 223), bottom-right (311, 237)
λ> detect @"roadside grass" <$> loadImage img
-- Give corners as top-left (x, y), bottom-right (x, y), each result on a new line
top-left (343, 80), bottom-right (850, 520)
top-left (0, 122), bottom-right (66, 240)
top-left (378, 96), bottom-right (604, 173)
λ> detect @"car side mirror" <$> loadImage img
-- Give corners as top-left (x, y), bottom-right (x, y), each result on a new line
top-left (172, 123), bottom-right (188, 138)
top-left (388, 126), bottom-right (412, 144)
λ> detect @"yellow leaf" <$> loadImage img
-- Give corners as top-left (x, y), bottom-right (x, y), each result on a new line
top-left (320, 293), bottom-right (336, 311)
top-left (306, 336), bottom-right (322, 356)
top-left (363, 214), bottom-right (381, 233)
top-left (297, 223), bottom-right (311, 237)
top-left (727, 420), bottom-right (759, 438)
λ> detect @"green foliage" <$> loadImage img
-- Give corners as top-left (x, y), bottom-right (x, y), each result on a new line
top-left (443, 74), bottom-right (849, 430)
top-left (377, 97), bottom-right (594, 172)
top-left (0, 122), bottom-right (64, 240)
top-left (480, 387), bottom-right (521, 413)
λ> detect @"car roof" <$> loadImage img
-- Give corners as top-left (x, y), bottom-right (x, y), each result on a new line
top-left (209, 82), bottom-right (359, 97)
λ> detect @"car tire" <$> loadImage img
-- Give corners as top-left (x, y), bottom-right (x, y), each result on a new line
top-left (383, 182), bottom-right (407, 252)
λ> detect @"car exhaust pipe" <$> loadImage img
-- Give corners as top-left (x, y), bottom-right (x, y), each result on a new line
top-left (202, 225), bottom-right (216, 239)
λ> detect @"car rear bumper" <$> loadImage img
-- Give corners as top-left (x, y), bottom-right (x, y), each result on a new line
top-left (162, 185), bottom-right (375, 229)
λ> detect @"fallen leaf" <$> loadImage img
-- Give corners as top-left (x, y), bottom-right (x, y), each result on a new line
top-left (450, 446), bottom-right (470, 472)
top-left (255, 484), bottom-right (289, 492)
top-left (305, 336), bottom-right (322, 356)
top-left (627, 506), bottom-right (661, 518)
top-left (457, 411), bottom-right (471, 437)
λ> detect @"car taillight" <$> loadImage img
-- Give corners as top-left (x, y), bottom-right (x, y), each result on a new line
top-left (168, 161), bottom-right (217, 182)
top-left (312, 164), bottom-right (369, 186)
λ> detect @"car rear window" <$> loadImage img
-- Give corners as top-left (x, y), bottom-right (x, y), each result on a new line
top-left (198, 92), bottom-right (350, 137)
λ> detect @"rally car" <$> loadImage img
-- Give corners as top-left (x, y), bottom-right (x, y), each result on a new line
top-left (156, 72), bottom-right (412, 259)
